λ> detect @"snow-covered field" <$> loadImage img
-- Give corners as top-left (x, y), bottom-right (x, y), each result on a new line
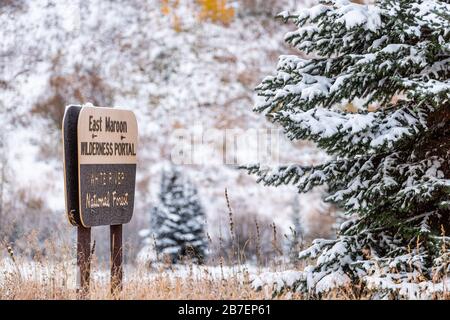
top-left (1, 257), bottom-right (447, 300)
top-left (0, 257), bottom-right (265, 287)
top-left (0, 258), bottom-right (258, 289)
top-left (0, 257), bottom-right (280, 299)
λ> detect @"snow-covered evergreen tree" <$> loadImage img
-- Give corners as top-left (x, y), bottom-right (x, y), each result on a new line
top-left (246, 0), bottom-right (450, 297)
top-left (151, 166), bottom-right (208, 264)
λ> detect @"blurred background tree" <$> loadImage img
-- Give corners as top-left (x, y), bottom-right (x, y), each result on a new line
top-left (198, 0), bottom-right (235, 25)
top-left (150, 166), bottom-right (208, 264)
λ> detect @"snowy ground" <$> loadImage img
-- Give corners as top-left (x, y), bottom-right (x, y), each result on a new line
top-left (0, 257), bottom-right (267, 290)
top-left (2, 257), bottom-right (447, 300)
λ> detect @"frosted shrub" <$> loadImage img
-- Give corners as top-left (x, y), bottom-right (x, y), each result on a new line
top-left (149, 166), bottom-right (208, 264)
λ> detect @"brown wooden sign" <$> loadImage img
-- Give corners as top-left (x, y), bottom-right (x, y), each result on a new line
top-left (63, 104), bottom-right (137, 297)
top-left (77, 106), bottom-right (138, 227)
top-left (63, 105), bottom-right (138, 227)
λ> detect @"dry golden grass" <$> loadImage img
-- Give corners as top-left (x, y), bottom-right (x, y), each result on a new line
top-left (0, 256), bottom-right (283, 300)
top-left (0, 203), bottom-right (448, 300)
top-left (0, 274), bottom-right (266, 300)
top-left (1, 256), bottom-right (449, 300)
top-left (0, 238), bottom-right (279, 300)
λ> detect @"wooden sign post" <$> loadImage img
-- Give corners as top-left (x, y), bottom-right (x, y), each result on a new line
top-left (63, 104), bottom-right (138, 298)
top-left (77, 226), bottom-right (91, 296)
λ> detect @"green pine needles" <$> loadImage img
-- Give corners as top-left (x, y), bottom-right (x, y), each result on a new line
top-left (246, 0), bottom-right (449, 298)
top-left (151, 166), bottom-right (208, 264)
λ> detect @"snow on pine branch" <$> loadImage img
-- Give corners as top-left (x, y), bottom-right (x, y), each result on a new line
top-left (402, 78), bottom-right (450, 102)
top-left (279, 1), bottom-right (382, 55)
top-left (246, 151), bottom-right (448, 217)
top-left (406, 0), bottom-right (450, 32)
top-left (254, 1), bottom-right (449, 157)
top-left (252, 267), bottom-right (450, 299)
top-left (256, 43), bottom-right (448, 114)
top-left (256, 44), bottom-right (448, 116)
top-left (251, 228), bottom-right (450, 298)
top-left (273, 103), bottom-right (430, 157)
top-left (280, 0), bottom-right (450, 49)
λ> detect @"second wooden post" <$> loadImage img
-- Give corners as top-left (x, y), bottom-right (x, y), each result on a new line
top-left (110, 224), bottom-right (123, 297)
top-left (77, 226), bottom-right (91, 298)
